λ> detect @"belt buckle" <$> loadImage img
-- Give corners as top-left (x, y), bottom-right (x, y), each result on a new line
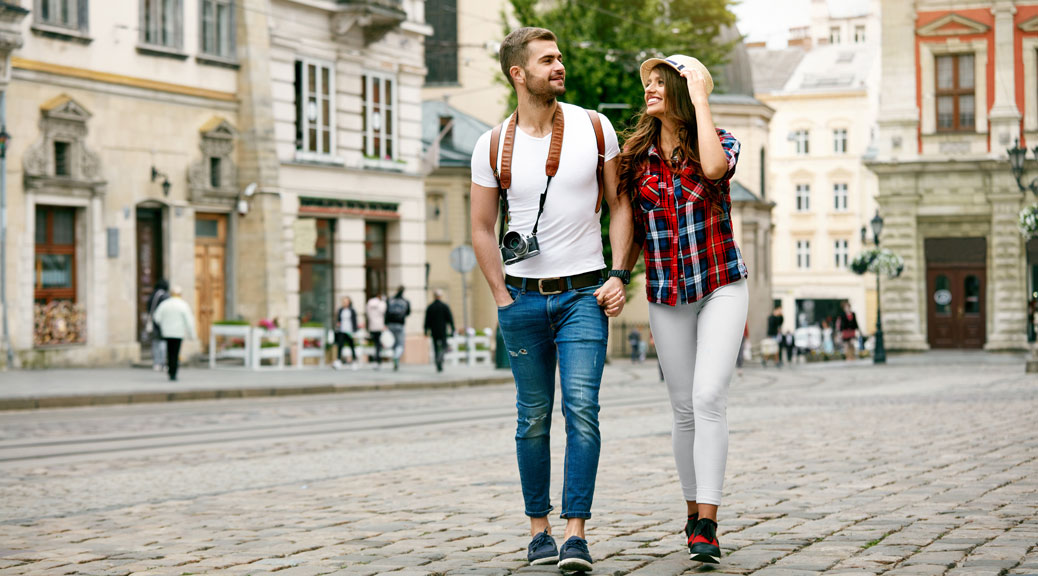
top-left (538, 277), bottom-right (563, 295)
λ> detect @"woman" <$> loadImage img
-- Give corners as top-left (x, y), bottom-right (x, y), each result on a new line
top-left (152, 285), bottom-right (197, 382)
top-left (836, 301), bottom-right (859, 360)
top-left (334, 296), bottom-right (359, 370)
top-left (618, 55), bottom-right (748, 565)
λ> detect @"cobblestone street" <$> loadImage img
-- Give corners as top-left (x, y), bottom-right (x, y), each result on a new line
top-left (0, 355), bottom-right (1035, 575)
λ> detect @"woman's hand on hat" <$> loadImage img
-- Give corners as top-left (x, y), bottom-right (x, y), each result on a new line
top-left (681, 68), bottom-right (709, 106)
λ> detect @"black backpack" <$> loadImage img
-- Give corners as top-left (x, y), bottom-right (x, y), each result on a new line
top-left (386, 297), bottom-right (409, 324)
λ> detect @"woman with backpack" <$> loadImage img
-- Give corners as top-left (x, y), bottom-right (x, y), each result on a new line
top-left (384, 287), bottom-right (411, 371)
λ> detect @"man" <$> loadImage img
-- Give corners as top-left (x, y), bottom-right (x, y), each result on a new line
top-left (469, 27), bottom-right (633, 572)
top-left (424, 289), bottom-right (455, 372)
top-left (385, 287), bottom-right (411, 371)
top-left (152, 285), bottom-right (197, 382)
top-left (767, 306), bottom-right (784, 366)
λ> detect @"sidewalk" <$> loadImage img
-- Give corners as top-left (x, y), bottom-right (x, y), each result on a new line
top-left (0, 349), bottom-right (1030, 411)
top-left (0, 361), bottom-right (514, 410)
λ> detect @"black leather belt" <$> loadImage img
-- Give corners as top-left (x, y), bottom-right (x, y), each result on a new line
top-left (505, 269), bottom-right (606, 295)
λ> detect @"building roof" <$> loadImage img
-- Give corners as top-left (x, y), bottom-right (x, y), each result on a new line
top-left (751, 43), bottom-right (871, 95)
top-left (730, 180), bottom-right (762, 203)
top-left (422, 99), bottom-right (493, 169)
top-left (748, 47), bottom-right (805, 94)
top-left (716, 25), bottom-right (755, 97)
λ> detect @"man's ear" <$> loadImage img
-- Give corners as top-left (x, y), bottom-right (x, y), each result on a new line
top-left (510, 65), bottom-right (524, 86)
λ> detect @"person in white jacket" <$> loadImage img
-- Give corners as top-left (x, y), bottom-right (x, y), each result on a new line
top-left (152, 285), bottom-right (197, 381)
top-left (366, 292), bottom-right (387, 369)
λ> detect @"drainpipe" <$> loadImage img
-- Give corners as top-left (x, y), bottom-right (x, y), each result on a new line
top-left (1, 89), bottom-right (11, 369)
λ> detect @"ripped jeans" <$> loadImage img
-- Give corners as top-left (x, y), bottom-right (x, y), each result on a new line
top-left (497, 278), bottom-right (608, 520)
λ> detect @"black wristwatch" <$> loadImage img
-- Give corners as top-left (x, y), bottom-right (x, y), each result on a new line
top-left (608, 269), bottom-right (631, 285)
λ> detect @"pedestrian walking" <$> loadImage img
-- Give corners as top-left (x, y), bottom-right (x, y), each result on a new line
top-left (385, 287), bottom-right (411, 371)
top-left (836, 301), bottom-right (859, 360)
top-left (334, 296), bottom-right (359, 370)
top-left (424, 289), bottom-right (455, 372)
top-left (628, 327), bottom-right (643, 363)
top-left (366, 293), bottom-right (387, 368)
top-left (151, 285), bottom-right (197, 382)
top-left (617, 54), bottom-right (748, 566)
top-left (145, 279), bottom-right (169, 371)
top-left (469, 26), bottom-right (632, 572)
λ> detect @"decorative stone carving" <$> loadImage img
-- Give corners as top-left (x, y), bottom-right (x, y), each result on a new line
top-left (22, 94), bottom-right (106, 196)
top-left (188, 117), bottom-right (238, 203)
top-left (332, 1), bottom-right (406, 45)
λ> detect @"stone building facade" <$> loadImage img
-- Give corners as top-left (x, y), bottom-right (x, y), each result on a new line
top-left (869, 0), bottom-right (1033, 351)
top-left (1, 0), bottom-right (431, 368)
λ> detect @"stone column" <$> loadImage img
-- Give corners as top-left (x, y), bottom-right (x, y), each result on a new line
top-left (234, 0), bottom-right (287, 325)
top-left (988, 1), bottom-right (1021, 151)
top-left (878, 172), bottom-right (929, 351)
top-left (986, 188), bottom-right (1028, 351)
top-left (875, 0), bottom-right (919, 162)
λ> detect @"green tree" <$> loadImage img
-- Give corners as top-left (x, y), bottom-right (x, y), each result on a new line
top-left (506, 0), bottom-right (738, 130)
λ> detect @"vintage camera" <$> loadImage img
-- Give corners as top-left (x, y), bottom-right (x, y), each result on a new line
top-left (500, 230), bottom-right (540, 265)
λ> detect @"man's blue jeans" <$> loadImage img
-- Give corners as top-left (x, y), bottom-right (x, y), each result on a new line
top-left (497, 279), bottom-right (608, 520)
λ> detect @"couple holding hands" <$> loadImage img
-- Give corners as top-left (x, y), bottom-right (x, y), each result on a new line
top-left (470, 27), bottom-right (749, 572)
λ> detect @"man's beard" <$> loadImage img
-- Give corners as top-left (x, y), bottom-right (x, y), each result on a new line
top-left (526, 70), bottom-right (566, 102)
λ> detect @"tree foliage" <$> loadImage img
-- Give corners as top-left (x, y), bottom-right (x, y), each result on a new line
top-left (506, 0), bottom-right (738, 130)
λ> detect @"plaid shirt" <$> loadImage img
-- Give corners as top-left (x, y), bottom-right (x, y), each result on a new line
top-left (633, 128), bottom-right (748, 306)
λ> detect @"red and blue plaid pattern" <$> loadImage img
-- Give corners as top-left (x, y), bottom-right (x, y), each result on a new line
top-left (633, 128), bottom-right (748, 306)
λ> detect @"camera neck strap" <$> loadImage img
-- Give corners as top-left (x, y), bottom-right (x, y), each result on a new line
top-left (490, 104), bottom-right (565, 242)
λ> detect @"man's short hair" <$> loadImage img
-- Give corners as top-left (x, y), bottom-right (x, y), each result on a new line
top-left (499, 27), bottom-right (558, 89)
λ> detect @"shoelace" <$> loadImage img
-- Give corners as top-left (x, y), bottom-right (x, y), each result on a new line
top-left (694, 520), bottom-right (717, 543)
top-left (564, 537), bottom-right (589, 555)
top-left (531, 531), bottom-right (554, 550)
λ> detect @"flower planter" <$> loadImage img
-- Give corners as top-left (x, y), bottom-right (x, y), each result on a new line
top-left (251, 328), bottom-right (285, 370)
top-left (296, 326), bottom-right (328, 369)
top-left (209, 324), bottom-right (251, 369)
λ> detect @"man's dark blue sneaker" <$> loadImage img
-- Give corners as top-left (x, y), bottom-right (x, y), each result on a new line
top-left (558, 536), bottom-right (593, 572)
top-left (527, 529), bottom-right (558, 565)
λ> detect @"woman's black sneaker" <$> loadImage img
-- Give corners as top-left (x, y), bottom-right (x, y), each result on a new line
top-left (688, 517), bottom-right (721, 564)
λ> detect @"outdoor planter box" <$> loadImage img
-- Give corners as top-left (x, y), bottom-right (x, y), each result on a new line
top-left (251, 328), bottom-right (285, 370)
top-left (296, 326), bottom-right (328, 369)
top-left (209, 324), bottom-right (251, 369)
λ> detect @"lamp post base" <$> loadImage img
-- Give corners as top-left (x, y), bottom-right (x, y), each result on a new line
top-left (873, 329), bottom-right (886, 364)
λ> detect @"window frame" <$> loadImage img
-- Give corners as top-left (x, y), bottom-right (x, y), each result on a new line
top-left (34, 206), bottom-right (78, 304)
top-left (796, 240), bottom-right (811, 270)
top-left (35, 0), bottom-right (84, 31)
top-left (833, 128), bottom-right (847, 154)
top-left (854, 25), bottom-right (866, 44)
top-left (832, 182), bottom-right (848, 212)
top-left (935, 53), bottom-right (976, 132)
top-left (424, 0), bottom-right (459, 85)
top-left (834, 239), bottom-right (849, 269)
top-left (199, 0), bottom-right (236, 61)
top-left (140, 0), bottom-right (184, 51)
top-left (829, 26), bottom-right (841, 45)
top-left (362, 72), bottom-right (399, 161)
top-left (795, 183), bottom-right (811, 212)
top-left (294, 58), bottom-right (337, 159)
top-left (793, 129), bottom-right (809, 155)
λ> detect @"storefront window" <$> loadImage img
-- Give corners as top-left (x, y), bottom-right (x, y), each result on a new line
top-left (299, 219), bottom-right (334, 327)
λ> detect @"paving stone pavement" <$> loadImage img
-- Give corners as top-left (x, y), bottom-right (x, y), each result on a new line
top-left (0, 356), bottom-right (1035, 575)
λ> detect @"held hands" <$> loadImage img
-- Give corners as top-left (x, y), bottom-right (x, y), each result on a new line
top-left (594, 277), bottom-right (626, 318)
top-left (681, 68), bottom-right (710, 106)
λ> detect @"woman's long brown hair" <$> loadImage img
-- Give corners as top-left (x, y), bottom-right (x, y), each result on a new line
top-left (617, 63), bottom-right (704, 201)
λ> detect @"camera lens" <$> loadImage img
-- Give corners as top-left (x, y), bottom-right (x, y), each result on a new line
top-left (504, 232), bottom-right (523, 251)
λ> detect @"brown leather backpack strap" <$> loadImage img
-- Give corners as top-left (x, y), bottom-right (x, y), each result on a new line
top-left (587, 110), bottom-right (606, 213)
top-left (490, 123), bottom-right (502, 187)
top-left (500, 110), bottom-right (519, 190)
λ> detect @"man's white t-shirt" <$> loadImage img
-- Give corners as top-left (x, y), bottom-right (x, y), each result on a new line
top-left (471, 102), bottom-right (620, 279)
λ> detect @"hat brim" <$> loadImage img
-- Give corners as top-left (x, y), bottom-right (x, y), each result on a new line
top-left (638, 56), bottom-right (714, 95)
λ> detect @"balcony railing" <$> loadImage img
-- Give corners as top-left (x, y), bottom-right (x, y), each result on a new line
top-left (334, 0), bottom-right (407, 45)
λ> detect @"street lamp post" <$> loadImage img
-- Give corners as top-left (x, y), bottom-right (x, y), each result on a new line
top-left (1006, 139), bottom-right (1038, 372)
top-left (870, 210), bottom-right (886, 364)
top-left (0, 101), bottom-right (11, 370)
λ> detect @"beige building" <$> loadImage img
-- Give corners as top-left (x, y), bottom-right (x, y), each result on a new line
top-left (868, 0), bottom-right (1035, 352)
top-left (1, 0), bottom-right (431, 368)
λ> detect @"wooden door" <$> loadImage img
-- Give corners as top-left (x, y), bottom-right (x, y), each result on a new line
top-left (927, 266), bottom-right (985, 349)
top-left (194, 214), bottom-right (226, 348)
top-left (136, 208), bottom-right (163, 342)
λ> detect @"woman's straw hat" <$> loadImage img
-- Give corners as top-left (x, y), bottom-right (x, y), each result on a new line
top-left (639, 54), bottom-right (714, 95)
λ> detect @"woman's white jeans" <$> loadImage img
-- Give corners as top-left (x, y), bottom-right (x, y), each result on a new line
top-left (648, 279), bottom-right (748, 506)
